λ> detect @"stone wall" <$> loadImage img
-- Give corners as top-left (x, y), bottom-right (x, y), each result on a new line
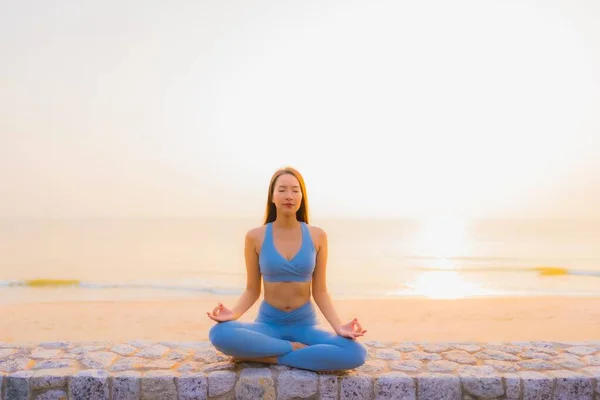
top-left (1, 340), bottom-right (600, 399)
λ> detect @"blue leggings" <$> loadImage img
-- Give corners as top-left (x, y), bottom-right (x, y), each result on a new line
top-left (208, 300), bottom-right (367, 372)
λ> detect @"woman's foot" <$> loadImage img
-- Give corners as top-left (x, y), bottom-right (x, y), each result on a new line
top-left (291, 341), bottom-right (308, 350)
top-left (230, 342), bottom-right (308, 364)
top-left (230, 355), bottom-right (278, 364)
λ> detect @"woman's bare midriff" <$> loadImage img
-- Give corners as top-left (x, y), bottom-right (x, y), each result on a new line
top-left (263, 281), bottom-right (312, 311)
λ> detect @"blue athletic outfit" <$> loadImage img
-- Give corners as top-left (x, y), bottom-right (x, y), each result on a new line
top-left (209, 222), bottom-right (367, 371)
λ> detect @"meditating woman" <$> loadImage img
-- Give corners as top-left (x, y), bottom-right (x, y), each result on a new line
top-left (207, 166), bottom-right (367, 372)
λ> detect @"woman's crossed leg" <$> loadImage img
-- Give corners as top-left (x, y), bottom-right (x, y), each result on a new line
top-left (277, 324), bottom-right (368, 371)
top-left (209, 321), bottom-right (367, 371)
top-left (209, 320), bottom-right (294, 359)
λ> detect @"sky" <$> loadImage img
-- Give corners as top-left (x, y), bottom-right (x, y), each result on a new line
top-left (1, 0), bottom-right (599, 219)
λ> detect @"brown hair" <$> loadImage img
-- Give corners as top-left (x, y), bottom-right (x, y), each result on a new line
top-left (263, 166), bottom-right (310, 224)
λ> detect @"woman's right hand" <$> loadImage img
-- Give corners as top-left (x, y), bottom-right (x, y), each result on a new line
top-left (206, 302), bottom-right (236, 322)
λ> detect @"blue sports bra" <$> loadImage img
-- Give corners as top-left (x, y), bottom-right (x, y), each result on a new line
top-left (259, 222), bottom-right (316, 282)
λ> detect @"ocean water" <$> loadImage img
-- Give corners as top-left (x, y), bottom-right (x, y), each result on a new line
top-left (1, 217), bottom-right (600, 304)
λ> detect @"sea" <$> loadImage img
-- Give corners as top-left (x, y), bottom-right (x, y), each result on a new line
top-left (1, 217), bottom-right (600, 304)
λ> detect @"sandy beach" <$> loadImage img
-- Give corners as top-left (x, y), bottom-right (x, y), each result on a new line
top-left (2, 295), bottom-right (600, 344)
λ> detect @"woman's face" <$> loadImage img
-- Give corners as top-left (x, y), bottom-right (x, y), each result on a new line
top-left (272, 173), bottom-right (302, 216)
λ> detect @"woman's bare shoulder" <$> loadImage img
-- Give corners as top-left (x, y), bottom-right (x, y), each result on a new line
top-left (307, 224), bottom-right (327, 246)
top-left (245, 225), bottom-right (266, 241)
top-left (307, 224), bottom-right (326, 235)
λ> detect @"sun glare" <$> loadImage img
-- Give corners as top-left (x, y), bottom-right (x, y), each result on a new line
top-left (413, 218), bottom-right (470, 269)
top-left (405, 270), bottom-right (492, 299)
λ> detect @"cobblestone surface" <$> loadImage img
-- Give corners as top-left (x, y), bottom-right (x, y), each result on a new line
top-left (1, 340), bottom-right (600, 399)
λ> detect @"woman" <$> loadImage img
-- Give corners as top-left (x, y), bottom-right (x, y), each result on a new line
top-left (206, 166), bottom-right (368, 372)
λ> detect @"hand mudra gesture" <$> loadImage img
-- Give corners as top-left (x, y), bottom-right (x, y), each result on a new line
top-left (206, 302), bottom-right (235, 322)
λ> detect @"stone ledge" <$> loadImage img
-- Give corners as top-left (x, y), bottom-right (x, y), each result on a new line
top-left (1, 340), bottom-right (599, 399)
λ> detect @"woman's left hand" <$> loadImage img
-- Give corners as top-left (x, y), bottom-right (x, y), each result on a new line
top-left (336, 318), bottom-right (367, 340)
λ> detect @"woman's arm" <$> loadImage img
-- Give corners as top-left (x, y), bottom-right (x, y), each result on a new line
top-left (312, 227), bottom-right (367, 339)
top-left (230, 228), bottom-right (262, 320)
top-left (311, 228), bottom-right (344, 333)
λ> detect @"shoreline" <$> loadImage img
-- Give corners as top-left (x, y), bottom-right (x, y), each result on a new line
top-left (4, 292), bottom-right (600, 306)
top-left (2, 295), bottom-right (600, 344)
top-left (3, 284), bottom-right (600, 307)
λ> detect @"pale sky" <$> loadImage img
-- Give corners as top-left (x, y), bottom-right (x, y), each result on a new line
top-left (1, 0), bottom-right (599, 219)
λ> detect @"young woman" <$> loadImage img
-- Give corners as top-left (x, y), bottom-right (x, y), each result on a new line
top-left (206, 167), bottom-right (368, 372)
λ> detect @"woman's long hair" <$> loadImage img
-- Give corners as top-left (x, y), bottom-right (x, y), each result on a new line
top-left (263, 167), bottom-right (310, 225)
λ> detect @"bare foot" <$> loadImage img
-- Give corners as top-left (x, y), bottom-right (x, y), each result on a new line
top-left (230, 356), bottom-right (278, 364)
top-left (229, 342), bottom-right (307, 364)
top-left (291, 342), bottom-right (308, 350)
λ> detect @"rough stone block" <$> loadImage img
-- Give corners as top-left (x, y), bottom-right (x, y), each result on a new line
top-left (177, 373), bottom-right (208, 400)
top-left (518, 359), bottom-right (560, 370)
top-left (521, 351), bottom-right (553, 360)
top-left (389, 360), bottom-right (423, 372)
top-left (417, 373), bottom-right (460, 400)
top-left (374, 372), bottom-right (415, 400)
top-left (111, 357), bottom-right (148, 372)
top-left (503, 373), bottom-right (521, 399)
top-left (0, 358), bottom-right (32, 373)
top-left (30, 368), bottom-right (75, 390)
top-left (452, 344), bottom-right (481, 353)
top-left (443, 350), bottom-right (477, 365)
top-left (34, 359), bottom-right (78, 370)
top-left (0, 349), bottom-right (18, 358)
top-left (519, 371), bottom-right (554, 399)
top-left (128, 340), bottom-right (153, 349)
top-left (357, 360), bottom-right (387, 373)
top-left (475, 350), bottom-right (519, 361)
top-left (550, 370), bottom-right (594, 400)
top-left (459, 368), bottom-right (503, 398)
top-left (136, 345), bottom-right (170, 359)
top-left (375, 349), bottom-right (401, 360)
top-left (165, 350), bottom-right (190, 361)
top-left (582, 367), bottom-right (600, 394)
top-left (364, 341), bottom-right (389, 348)
top-left (394, 344), bottom-right (417, 352)
top-left (69, 344), bottom-right (107, 354)
top-left (277, 370), bottom-right (318, 400)
top-left (111, 344), bottom-right (138, 356)
top-left (34, 389), bottom-right (68, 399)
top-left (405, 351), bottom-right (441, 361)
top-left (30, 348), bottom-right (64, 360)
top-left (193, 348), bottom-right (229, 363)
top-left (428, 360), bottom-right (459, 372)
top-left (566, 346), bottom-right (597, 356)
top-left (554, 356), bottom-right (586, 369)
top-left (319, 374), bottom-right (338, 400)
top-left (208, 370), bottom-right (236, 397)
top-left (235, 368), bottom-right (275, 400)
top-left (199, 361), bottom-right (234, 373)
top-left (69, 369), bottom-right (110, 400)
top-left (80, 351), bottom-right (119, 369)
top-left (112, 371), bottom-right (141, 400)
top-left (340, 373), bottom-right (373, 400)
top-left (39, 341), bottom-right (71, 349)
top-left (583, 356), bottom-right (600, 366)
top-left (144, 359), bottom-right (177, 370)
top-left (6, 371), bottom-right (34, 400)
top-left (422, 344), bottom-right (451, 353)
top-left (486, 344), bottom-right (523, 354)
top-left (483, 360), bottom-right (520, 372)
top-left (141, 370), bottom-right (178, 400)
